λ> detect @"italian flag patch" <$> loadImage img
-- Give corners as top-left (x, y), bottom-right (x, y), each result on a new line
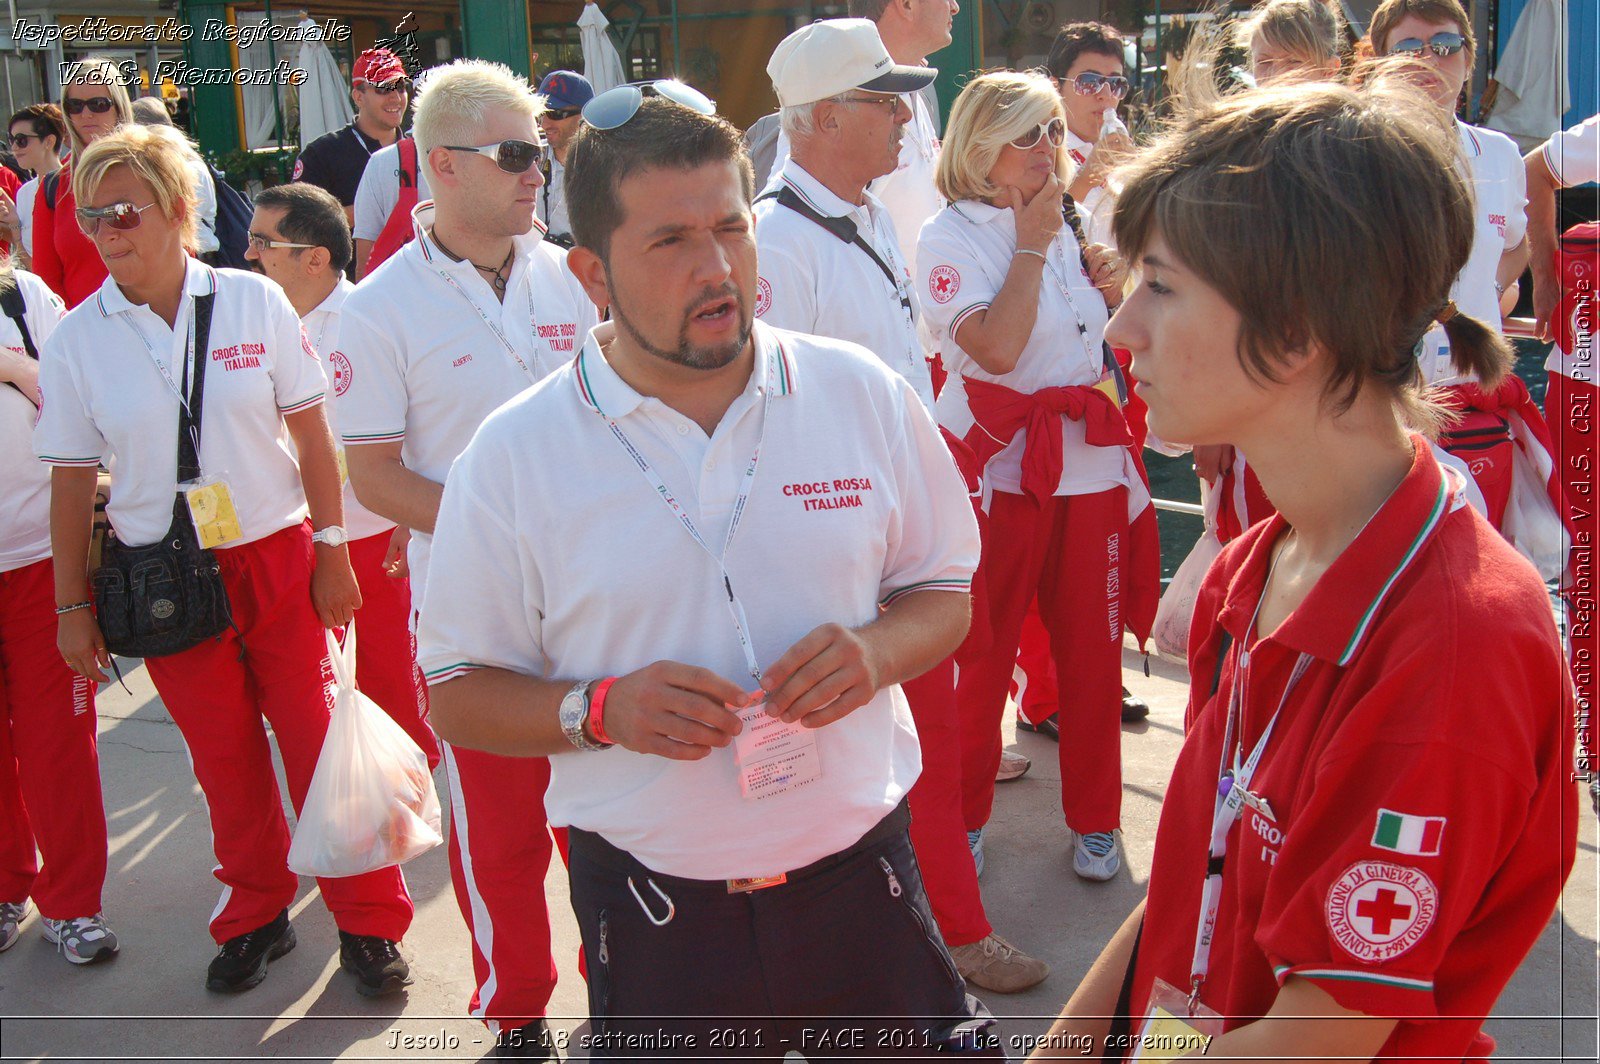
top-left (1371, 809), bottom-right (1445, 856)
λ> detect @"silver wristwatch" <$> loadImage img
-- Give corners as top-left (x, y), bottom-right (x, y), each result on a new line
top-left (311, 524), bottom-right (350, 547)
top-left (559, 679), bottom-right (610, 751)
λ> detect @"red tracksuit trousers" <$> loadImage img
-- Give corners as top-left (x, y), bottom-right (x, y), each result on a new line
top-left (904, 658), bottom-right (991, 948)
top-left (0, 558), bottom-right (106, 919)
top-left (346, 531), bottom-right (437, 770)
top-left (1548, 371), bottom-right (1597, 771)
top-left (959, 488), bottom-right (1127, 835)
top-left (144, 524), bottom-right (413, 944)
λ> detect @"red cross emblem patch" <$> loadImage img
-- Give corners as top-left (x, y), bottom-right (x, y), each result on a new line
top-left (928, 265), bottom-right (960, 304)
top-left (1325, 861), bottom-right (1438, 962)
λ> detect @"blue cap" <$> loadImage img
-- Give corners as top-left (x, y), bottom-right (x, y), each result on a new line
top-left (537, 70), bottom-right (595, 111)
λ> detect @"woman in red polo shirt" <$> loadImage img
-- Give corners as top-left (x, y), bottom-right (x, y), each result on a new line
top-left (1034, 83), bottom-right (1577, 1060)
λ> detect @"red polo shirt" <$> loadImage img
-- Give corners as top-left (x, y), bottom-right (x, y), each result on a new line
top-left (1133, 436), bottom-right (1577, 1060)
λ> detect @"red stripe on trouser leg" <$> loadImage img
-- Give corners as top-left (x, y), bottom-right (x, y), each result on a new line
top-left (958, 489), bottom-right (1127, 834)
top-left (146, 524), bottom-right (414, 944)
top-left (0, 559), bottom-right (106, 917)
top-left (1010, 602), bottom-right (1058, 724)
top-left (441, 742), bottom-right (558, 1030)
top-left (1549, 371), bottom-right (1597, 771)
top-left (346, 531), bottom-right (438, 771)
top-left (904, 658), bottom-right (992, 948)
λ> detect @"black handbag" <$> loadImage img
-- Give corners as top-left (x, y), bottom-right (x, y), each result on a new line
top-left (91, 292), bottom-right (233, 658)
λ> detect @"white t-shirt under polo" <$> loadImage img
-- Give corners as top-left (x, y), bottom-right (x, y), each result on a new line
top-left (301, 277), bottom-right (394, 543)
top-left (417, 320), bottom-right (980, 879)
top-left (917, 198), bottom-right (1129, 498)
top-left (336, 201), bottom-right (599, 600)
top-left (352, 140), bottom-right (433, 242)
top-left (34, 260), bottom-right (324, 547)
top-left (754, 159), bottom-right (934, 412)
top-left (0, 270), bottom-right (65, 571)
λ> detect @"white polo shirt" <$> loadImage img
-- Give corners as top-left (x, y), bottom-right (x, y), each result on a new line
top-left (352, 141), bottom-right (432, 242)
top-left (754, 159), bottom-right (934, 411)
top-left (1541, 112), bottom-right (1599, 188)
top-left (301, 277), bottom-right (394, 543)
top-left (917, 198), bottom-right (1130, 498)
top-left (0, 270), bottom-right (65, 572)
top-left (1066, 128), bottom-right (1116, 249)
top-left (337, 201), bottom-right (599, 600)
top-left (1421, 122), bottom-right (1528, 385)
top-left (34, 260), bottom-right (325, 548)
top-left (417, 320), bottom-right (980, 879)
top-left (536, 156), bottom-right (571, 239)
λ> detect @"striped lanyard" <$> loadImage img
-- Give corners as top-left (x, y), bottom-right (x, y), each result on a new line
top-left (580, 346), bottom-right (777, 682)
top-left (431, 240), bottom-right (547, 383)
top-left (1040, 237), bottom-right (1103, 379)
top-left (124, 299), bottom-right (198, 416)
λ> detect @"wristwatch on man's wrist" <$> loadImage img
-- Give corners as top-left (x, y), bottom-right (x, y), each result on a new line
top-left (311, 524), bottom-right (349, 547)
top-left (559, 679), bottom-right (613, 751)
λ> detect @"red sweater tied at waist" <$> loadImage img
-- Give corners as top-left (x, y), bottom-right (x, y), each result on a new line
top-left (960, 376), bottom-right (1132, 503)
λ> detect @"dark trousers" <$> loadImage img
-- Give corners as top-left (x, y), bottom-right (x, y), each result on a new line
top-left (566, 801), bottom-right (1005, 1062)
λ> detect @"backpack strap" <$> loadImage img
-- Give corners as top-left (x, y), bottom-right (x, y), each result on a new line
top-left (1, 280), bottom-right (37, 405)
top-left (757, 184), bottom-right (911, 313)
top-left (43, 170), bottom-right (60, 212)
top-left (397, 136), bottom-right (417, 189)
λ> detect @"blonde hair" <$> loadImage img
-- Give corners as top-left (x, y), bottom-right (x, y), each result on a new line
top-left (1112, 81), bottom-right (1509, 433)
top-left (413, 59), bottom-right (546, 165)
top-left (1242, 0), bottom-right (1344, 68)
top-left (60, 57), bottom-right (134, 159)
top-left (937, 71), bottom-right (1067, 203)
top-left (73, 123), bottom-right (200, 253)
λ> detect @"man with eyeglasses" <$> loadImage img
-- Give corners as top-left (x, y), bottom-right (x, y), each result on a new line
top-left (293, 49), bottom-right (409, 228)
top-left (336, 59), bottom-right (597, 1061)
top-left (533, 70), bottom-right (592, 248)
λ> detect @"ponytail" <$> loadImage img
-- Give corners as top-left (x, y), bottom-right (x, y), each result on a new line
top-left (1443, 311), bottom-right (1513, 390)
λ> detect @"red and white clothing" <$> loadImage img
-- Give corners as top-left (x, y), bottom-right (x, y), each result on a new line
top-left (33, 260), bottom-right (413, 943)
top-left (1133, 438), bottom-right (1576, 1057)
top-left (338, 202), bottom-right (596, 1031)
top-left (873, 88), bottom-right (943, 270)
top-left (31, 165), bottom-right (107, 309)
top-left (0, 269), bottom-right (106, 921)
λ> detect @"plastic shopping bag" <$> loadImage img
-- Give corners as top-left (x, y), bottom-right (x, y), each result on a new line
top-left (1152, 481), bottom-right (1224, 661)
top-left (288, 625), bottom-right (442, 877)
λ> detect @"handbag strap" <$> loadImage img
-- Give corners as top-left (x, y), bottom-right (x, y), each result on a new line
top-left (177, 291), bottom-right (216, 484)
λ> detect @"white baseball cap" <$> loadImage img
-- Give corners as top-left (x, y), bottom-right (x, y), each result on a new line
top-left (767, 19), bottom-right (936, 108)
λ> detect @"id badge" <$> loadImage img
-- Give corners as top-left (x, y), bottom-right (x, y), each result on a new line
top-left (181, 475), bottom-right (244, 549)
top-left (1094, 374), bottom-right (1124, 410)
top-left (1130, 977), bottom-right (1223, 1061)
top-left (732, 701), bottom-right (822, 800)
top-left (336, 446), bottom-right (349, 486)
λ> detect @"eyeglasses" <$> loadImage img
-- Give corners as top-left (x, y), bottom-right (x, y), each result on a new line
top-left (360, 78), bottom-right (412, 96)
top-left (1010, 117), bottom-right (1066, 150)
top-left (839, 94), bottom-right (906, 117)
top-left (247, 232), bottom-right (316, 252)
top-left (442, 139), bottom-right (544, 174)
top-left (75, 201), bottom-right (156, 236)
top-left (542, 107), bottom-right (583, 121)
top-left (1389, 31), bottom-right (1466, 58)
top-left (64, 96), bottom-right (115, 116)
top-left (8, 133), bottom-right (38, 148)
top-left (581, 80), bottom-right (716, 131)
top-left (1068, 72), bottom-right (1131, 99)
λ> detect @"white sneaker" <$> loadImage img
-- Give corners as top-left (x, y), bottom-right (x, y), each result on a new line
top-left (0, 900), bottom-right (29, 952)
top-left (967, 827), bottom-right (985, 879)
top-left (42, 913), bottom-right (119, 965)
top-left (1072, 830), bottom-right (1121, 881)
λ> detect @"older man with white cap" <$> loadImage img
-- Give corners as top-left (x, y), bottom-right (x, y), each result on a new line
top-left (756, 18), bottom-right (1048, 996)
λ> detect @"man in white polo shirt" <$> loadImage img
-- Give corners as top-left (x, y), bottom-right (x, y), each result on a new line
top-left (755, 18), bottom-right (1046, 996)
top-left (420, 91), bottom-right (1000, 1053)
top-left (336, 59), bottom-right (597, 1060)
top-left (244, 182), bottom-right (438, 769)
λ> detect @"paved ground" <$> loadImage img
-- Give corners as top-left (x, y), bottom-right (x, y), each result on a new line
top-left (0, 642), bottom-right (1594, 1062)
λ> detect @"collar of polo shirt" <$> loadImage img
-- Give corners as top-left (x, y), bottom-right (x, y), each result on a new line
top-left (407, 200), bottom-right (550, 279)
top-left (574, 320), bottom-right (800, 419)
top-left (777, 158), bottom-right (885, 228)
top-left (96, 255), bottom-right (217, 317)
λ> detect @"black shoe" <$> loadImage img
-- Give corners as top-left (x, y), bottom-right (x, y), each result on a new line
top-left (1016, 713), bottom-right (1060, 741)
top-left (1121, 687), bottom-right (1151, 722)
top-left (339, 930), bottom-right (411, 997)
top-left (496, 1018), bottom-right (559, 1060)
top-left (206, 909), bottom-right (296, 993)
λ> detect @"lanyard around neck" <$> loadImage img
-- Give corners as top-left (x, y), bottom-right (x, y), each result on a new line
top-left (430, 237), bottom-right (546, 383)
top-left (1040, 240), bottom-right (1103, 378)
top-left (582, 346), bottom-right (777, 682)
top-left (123, 297), bottom-right (198, 416)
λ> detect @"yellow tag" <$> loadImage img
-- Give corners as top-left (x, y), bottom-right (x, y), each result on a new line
top-left (336, 446), bottom-right (349, 486)
top-left (185, 479), bottom-right (244, 549)
top-left (1130, 1007), bottom-right (1213, 1060)
top-left (1094, 375), bottom-right (1123, 409)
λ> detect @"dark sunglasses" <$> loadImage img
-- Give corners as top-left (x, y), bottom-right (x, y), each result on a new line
top-left (64, 96), bottom-right (115, 116)
top-left (542, 107), bottom-right (583, 121)
top-left (75, 201), bottom-right (155, 236)
top-left (8, 133), bottom-right (40, 148)
top-left (1389, 31), bottom-right (1466, 58)
top-left (362, 78), bottom-right (412, 96)
top-left (1069, 72), bottom-right (1130, 99)
top-left (581, 80), bottom-right (715, 131)
top-left (1011, 116), bottom-right (1066, 150)
top-left (443, 138), bottom-right (544, 174)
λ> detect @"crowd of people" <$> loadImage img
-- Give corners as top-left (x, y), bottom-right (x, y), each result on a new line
top-left (0, 0), bottom-right (1592, 1059)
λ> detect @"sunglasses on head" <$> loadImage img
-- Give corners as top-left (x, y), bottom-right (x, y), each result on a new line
top-left (64, 96), bottom-right (115, 116)
top-left (1011, 116), bottom-right (1066, 150)
top-left (542, 107), bottom-right (583, 121)
top-left (1390, 31), bottom-right (1465, 58)
top-left (362, 78), bottom-right (412, 96)
top-left (443, 138), bottom-right (544, 174)
top-left (1069, 72), bottom-right (1130, 99)
top-left (75, 201), bottom-right (155, 236)
top-left (581, 80), bottom-right (716, 131)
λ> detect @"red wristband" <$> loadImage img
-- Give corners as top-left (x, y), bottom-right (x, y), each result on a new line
top-left (589, 677), bottom-right (618, 746)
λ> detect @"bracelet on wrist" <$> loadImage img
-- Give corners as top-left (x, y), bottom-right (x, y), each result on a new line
top-left (55, 601), bottom-right (92, 616)
top-left (1014, 248), bottom-right (1047, 261)
top-left (588, 676), bottom-right (619, 746)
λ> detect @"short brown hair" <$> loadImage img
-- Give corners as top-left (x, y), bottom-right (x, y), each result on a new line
top-left (1369, 0), bottom-right (1475, 68)
top-left (1045, 21), bottom-right (1126, 81)
top-left (9, 103), bottom-right (66, 150)
top-left (566, 97), bottom-right (753, 261)
top-left (1112, 82), bottom-right (1509, 429)
top-left (255, 182), bottom-right (352, 272)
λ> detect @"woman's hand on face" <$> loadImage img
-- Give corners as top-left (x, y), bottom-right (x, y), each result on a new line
top-left (1009, 172), bottom-right (1066, 255)
top-left (1084, 242), bottom-right (1128, 306)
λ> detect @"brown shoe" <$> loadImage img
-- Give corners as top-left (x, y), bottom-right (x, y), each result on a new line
top-left (996, 749), bottom-right (1031, 783)
top-left (948, 932), bottom-right (1049, 993)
